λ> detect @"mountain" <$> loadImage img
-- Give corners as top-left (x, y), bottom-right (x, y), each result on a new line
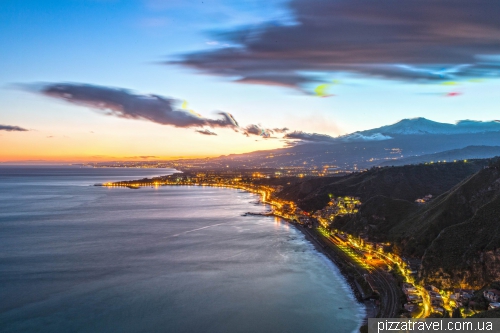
top-left (351, 118), bottom-right (500, 137)
top-left (402, 159), bottom-right (500, 288)
top-left (204, 121), bottom-right (500, 170)
top-left (265, 157), bottom-right (500, 289)
top-left (379, 145), bottom-right (500, 167)
top-left (170, 118), bottom-right (500, 171)
top-left (270, 158), bottom-right (489, 212)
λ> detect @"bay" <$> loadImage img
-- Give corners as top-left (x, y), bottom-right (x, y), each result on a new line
top-left (0, 166), bottom-right (363, 333)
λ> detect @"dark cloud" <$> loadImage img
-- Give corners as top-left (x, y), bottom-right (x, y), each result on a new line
top-left (172, 0), bottom-right (500, 88)
top-left (242, 124), bottom-right (261, 136)
top-left (36, 83), bottom-right (239, 128)
top-left (195, 129), bottom-right (217, 136)
top-left (272, 127), bottom-right (289, 133)
top-left (242, 124), bottom-right (273, 138)
top-left (235, 73), bottom-right (316, 90)
top-left (22, 82), bottom-right (294, 141)
top-left (0, 124), bottom-right (28, 132)
top-left (284, 131), bottom-right (336, 143)
top-left (285, 130), bottom-right (393, 143)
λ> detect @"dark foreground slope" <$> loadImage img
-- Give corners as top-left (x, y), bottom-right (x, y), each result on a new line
top-left (391, 160), bottom-right (500, 255)
top-left (418, 161), bottom-right (500, 288)
top-left (266, 157), bottom-right (500, 288)
top-left (379, 145), bottom-right (500, 167)
top-left (271, 159), bottom-right (488, 212)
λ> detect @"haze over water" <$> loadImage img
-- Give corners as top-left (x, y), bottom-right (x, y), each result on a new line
top-left (0, 166), bottom-right (363, 333)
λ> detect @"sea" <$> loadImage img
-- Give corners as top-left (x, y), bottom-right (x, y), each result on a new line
top-left (0, 165), bottom-right (364, 333)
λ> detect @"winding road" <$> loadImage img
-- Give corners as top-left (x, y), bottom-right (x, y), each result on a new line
top-left (312, 230), bottom-right (401, 318)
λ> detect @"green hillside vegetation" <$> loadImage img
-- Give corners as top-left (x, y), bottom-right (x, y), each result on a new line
top-left (420, 188), bottom-right (500, 287)
top-left (270, 157), bottom-right (500, 288)
top-left (379, 146), bottom-right (500, 167)
top-left (389, 168), bottom-right (494, 253)
top-left (333, 195), bottom-right (417, 242)
top-left (470, 308), bottom-right (500, 318)
top-left (394, 160), bottom-right (500, 256)
top-left (272, 159), bottom-right (488, 212)
top-left (460, 282), bottom-right (500, 313)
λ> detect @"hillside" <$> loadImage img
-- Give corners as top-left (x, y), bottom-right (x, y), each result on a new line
top-left (390, 160), bottom-right (500, 255)
top-left (268, 157), bottom-right (500, 288)
top-left (271, 159), bottom-right (488, 212)
top-left (357, 118), bottom-right (500, 136)
top-left (379, 145), bottom-right (500, 167)
top-left (417, 161), bottom-right (500, 288)
top-left (206, 131), bottom-right (500, 171)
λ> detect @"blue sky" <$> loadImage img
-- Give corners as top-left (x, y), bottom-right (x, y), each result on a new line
top-left (1, 0), bottom-right (499, 161)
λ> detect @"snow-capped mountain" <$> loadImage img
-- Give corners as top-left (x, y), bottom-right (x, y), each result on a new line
top-left (340, 132), bottom-right (393, 142)
top-left (190, 117), bottom-right (500, 171)
top-left (301, 118), bottom-right (500, 143)
top-left (355, 118), bottom-right (500, 137)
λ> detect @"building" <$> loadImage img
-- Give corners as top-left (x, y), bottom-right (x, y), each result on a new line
top-left (432, 306), bottom-right (444, 313)
top-left (489, 303), bottom-right (500, 310)
top-left (402, 283), bottom-right (417, 294)
top-left (429, 291), bottom-right (442, 300)
top-left (407, 294), bottom-right (423, 304)
top-left (484, 289), bottom-right (500, 302)
top-left (415, 194), bottom-right (433, 204)
top-left (404, 303), bottom-right (417, 312)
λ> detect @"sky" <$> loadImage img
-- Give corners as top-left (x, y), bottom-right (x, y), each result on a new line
top-left (1, 0), bottom-right (499, 162)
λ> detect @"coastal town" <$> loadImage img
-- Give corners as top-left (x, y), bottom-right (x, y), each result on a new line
top-left (101, 168), bottom-right (499, 320)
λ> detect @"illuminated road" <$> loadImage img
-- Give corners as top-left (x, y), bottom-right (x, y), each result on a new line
top-left (372, 251), bottom-right (430, 318)
top-left (417, 286), bottom-right (431, 318)
top-left (318, 232), bottom-right (401, 318)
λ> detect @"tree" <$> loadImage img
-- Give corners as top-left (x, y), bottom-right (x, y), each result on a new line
top-left (452, 308), bottom-right (462, 318)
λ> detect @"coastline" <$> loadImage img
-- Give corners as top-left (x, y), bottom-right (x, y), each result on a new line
top-left (247, 194), bottom-right (375, 319)
top-left (259, 206), bottom-right (376, 327)
top-left (235, 189), bottom-right (376, 329)
top-left (104, 181), bottom-right (374, 328)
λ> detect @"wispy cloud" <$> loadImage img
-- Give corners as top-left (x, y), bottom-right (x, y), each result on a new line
top-left (30, 83), bottom-right (239, 129)
top-left (22, 82), bottom-right (319, 144)
top-left (0, 124), bottom-right (29, 132)
top-left (195, 129), bottom-right (217, 135)
top-left (241, 125), bottom-right (288, 138)
top-left (242, 124), bottom-right (276, 138)
top-left (283, 131), bottom-right (336, 143)
top-left (126, 155), bottom-right (159, 159)
top-left (284, 130), bottom-right (394, 144)
top-left (272, 127), bottom-right (288, 133)
top-left (171, 0), bottom-right (500, 89)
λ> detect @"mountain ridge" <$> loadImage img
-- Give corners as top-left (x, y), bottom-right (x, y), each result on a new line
top-left (379, 145), bottom-right (500, 167)
top-left (346, 118), bottom-right (500, 139)
top-left (263, 157), bottom-right (500, 288)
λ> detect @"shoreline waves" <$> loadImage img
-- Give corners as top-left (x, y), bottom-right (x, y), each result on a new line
top-left (106, 182), bottom-right (371, 329)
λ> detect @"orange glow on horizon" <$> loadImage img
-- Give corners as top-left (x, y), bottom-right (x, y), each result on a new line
top-left (0, 121), bottom-right (287, 163)
top-left (0, 153), bottom-right (226, 163)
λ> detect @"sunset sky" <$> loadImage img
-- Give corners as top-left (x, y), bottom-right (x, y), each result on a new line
top-left (1, 0), bottom-right (500, 162)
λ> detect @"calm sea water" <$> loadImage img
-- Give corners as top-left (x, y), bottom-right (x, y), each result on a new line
top-left (0, 165), bottom-right (363, 333)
